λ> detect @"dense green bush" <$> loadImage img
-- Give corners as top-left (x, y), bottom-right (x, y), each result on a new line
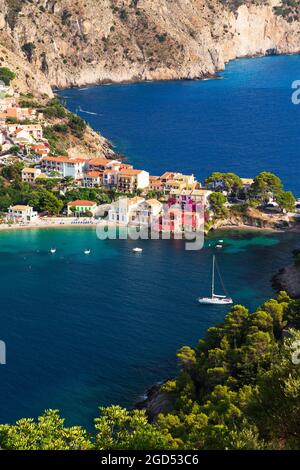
top-left (0, 67), bottom-right (16, 86)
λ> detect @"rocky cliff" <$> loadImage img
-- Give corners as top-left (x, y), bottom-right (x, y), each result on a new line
top-left (0, 0), bottom-right (299, 94)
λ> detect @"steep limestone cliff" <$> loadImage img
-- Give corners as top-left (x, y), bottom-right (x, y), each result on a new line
top-left (0, 0), bottom-right (299, 94)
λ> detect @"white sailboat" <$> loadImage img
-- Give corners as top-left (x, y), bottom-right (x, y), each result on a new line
top-left (198, 255), bottom-right (233, 305)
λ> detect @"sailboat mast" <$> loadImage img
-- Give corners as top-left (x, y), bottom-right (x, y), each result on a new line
top-left (212, 255), bottom-right (215, 298)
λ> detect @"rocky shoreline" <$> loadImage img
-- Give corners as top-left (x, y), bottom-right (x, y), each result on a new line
top-left (272, 251), bottom-right (300, 299)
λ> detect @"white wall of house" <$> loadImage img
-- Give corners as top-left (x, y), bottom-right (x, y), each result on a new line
top-left (136, 171), bottom-right (150, 189)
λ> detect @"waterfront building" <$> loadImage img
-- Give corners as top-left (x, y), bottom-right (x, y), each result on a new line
top-left (67, 200), bottom-right (97, 216)
top-left (133, 199), bottom-right (163, 226)
top-left (7, 205), bottom-right (38, 223)
top-left (108, 197), bottom-right (145, 224)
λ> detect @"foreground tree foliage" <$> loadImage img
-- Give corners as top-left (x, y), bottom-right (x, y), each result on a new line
top-left (0, 293), bottom-right (299, 450)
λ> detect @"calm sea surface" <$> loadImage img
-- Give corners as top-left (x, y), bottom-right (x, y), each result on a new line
top-left (0, 56), bottom-right (300, 428)
top-left (60, 55), bottom-right (300, 195)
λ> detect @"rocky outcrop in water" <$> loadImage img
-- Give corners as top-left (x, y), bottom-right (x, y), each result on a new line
top-left (135, 382), bottom-right (175, 422)
top-left (0, 1), bottom-right (299, 94)
top-left (273, 250), bottom-right (300, 299)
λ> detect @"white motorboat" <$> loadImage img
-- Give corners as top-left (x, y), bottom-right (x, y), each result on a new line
top-left (198, 256), bottom-right (233, 305)
top-left (50, 248), bottom-right (56, 254)
top-left (133, 248), bottom-right (143, 253)
top-left (216, 244), bottom-right (223, 249)
top-left (84, 249), bottom-right (91, 255)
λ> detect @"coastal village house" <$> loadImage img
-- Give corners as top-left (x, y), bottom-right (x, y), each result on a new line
top-left (31, 143), bottom-right (50, 157)
top-left (169, 188), bottom-right (212, 208)
top-left (14, 129), bottom-right (34, 145)
top-left (102, 169), bottom-right (119, 189)
top-left (7, 205), bottom-right (38, 223)
top-left (241, 178), bottom-right (254, 192)
top-left (7, 124), bottom-right (43, 141)
top-left (117, 169), bottom-right (150, 193)
top-left (41, 156), bottom-right (88, 179)
top-left (108, 197), bottom-right (145, 225)
top-left (83, 171), bottom-right (102, 188)
top-left (133, 199), bottom-right (163, 226)
top-left (22, 167), bottom-right (42, 184)
top-left (67, 200), bottom-right (97, 216)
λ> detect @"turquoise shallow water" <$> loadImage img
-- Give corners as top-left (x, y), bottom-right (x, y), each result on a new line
top-left (0, 227), bottom-right (299, 428)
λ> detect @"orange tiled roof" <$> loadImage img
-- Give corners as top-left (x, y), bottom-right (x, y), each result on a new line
top-left (85, 171), bottom-right (101, 178)
top-left (68, 200), bottom-right (97, 207)
top-left (88, 158), bottom-right (110, 166)
top-left (119, 169), bottom-right (143, 176)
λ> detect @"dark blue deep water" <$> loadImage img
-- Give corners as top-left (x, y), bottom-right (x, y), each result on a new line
top-left (1, 56), bottom-right (300, 429)
top-left (60, 55), bottom-right (300, 195)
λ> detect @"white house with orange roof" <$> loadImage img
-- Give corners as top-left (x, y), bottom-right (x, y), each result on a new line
top-left (30, 143), bottom-right (50, 157)
top-left (83, 171), bottom-right (102, 188)
top-left (108, 197), bottom-right (145, 225)
top-left (14, 128), bottom-right (34, 145)
top-left (7, 124), bottom-right (43, 141)
top-left (67, 200), bottom-right (98, 216)
top-left (7, 205), bottom-right (38, 223)
top-left (41, 156), bottom-right (88, 179)
top-left (117, 169), bottom-right (149, 193)
top-left (134, 199), bottom-right (163, 226)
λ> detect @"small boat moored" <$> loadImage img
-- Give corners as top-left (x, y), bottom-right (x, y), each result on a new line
top-left (84, 249), bottom-right (91, 255)
top-left (50, 248), bottom-right (57, 254)
top-left (132, 248), bottom-right (143, 253)
top-left (198, 255), bottom-right (233, 305)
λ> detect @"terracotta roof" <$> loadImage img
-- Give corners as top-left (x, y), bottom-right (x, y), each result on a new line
top-left (85, 171), bottom-right (101, 178)
top-left (160, 171), bottom-right (176, 180)
top-left (88, 158), bottom-right (110, 166)
top-left (22, 167), bottom-right (40, 173)
top-left (119, 169), bottom-right (144, 176)
top-left (42, 156), bottom-right (70, 163)
top-left (10, 205), bottom-right (32, 211)
top-left (68, 200), bottom-right (97, 207)
top-left (41, 156), bottom-right (86, 164)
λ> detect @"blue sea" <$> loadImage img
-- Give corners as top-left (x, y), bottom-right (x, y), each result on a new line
top-left (60, 55), bottom-right (300, 195)
top-left (0, 56), bottom-right (300, 429)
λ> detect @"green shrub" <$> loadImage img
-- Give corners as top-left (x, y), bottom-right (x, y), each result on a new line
top-left (0, 67), bottom-right (16, 86)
